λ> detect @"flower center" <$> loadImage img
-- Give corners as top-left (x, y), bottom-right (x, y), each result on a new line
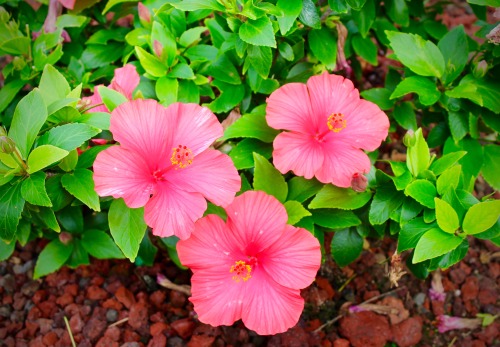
top-left (230, 260), bottom-right (252, 282)
top-left (171, 145), bottom-right (194, 169)
top-left (327, 113), bottom-right (347, 133)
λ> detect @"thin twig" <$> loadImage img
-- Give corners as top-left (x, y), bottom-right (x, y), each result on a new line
top-left (313, 286), bottom-right (407, 333)
top-left (337, 274), bottom-right (356, 293)
top-left (108, 317), bottom-right (129, 328)
top-left (157, 274), bottom-right (191, 296)
top-left (447, 336), bottom-right (457, 347)
top-left (63, 316), bottom-right (76, 347)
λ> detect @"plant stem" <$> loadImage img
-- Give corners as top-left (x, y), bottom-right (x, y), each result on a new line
top-left (63, 316), bottom-right (76, 347)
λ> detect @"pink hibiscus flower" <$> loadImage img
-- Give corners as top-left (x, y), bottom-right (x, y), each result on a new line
top-left (84, 64), bottom-right (140, 113)
top-left (266, 73), bottom-right (389, 188)
top-left (93, 99), bottom-right (241, 240)
top-left (177, 191), bottom-right (321, 335)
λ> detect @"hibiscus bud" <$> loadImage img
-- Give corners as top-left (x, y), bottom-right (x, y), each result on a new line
top-left (436, 315), bottom-right (482, 333)
top-left (12, 56), bottom-right (26, 70)
top-left (76, 98), bottom-right (91, 112)
top-left (138, 3), bottom-right (151, 24)
top-left (403, 130), bottom-right (416, 147)
top-left (59, 232), bottom-right (73, 245)
top-left (486, 24), bottom-right (500, 45)
top-left (429, 270), bottom-right (446, 302)
top-left (153, 40), bottom-right (164, 58)
top-left (472, 60), bottom-right (488, 79)
top-left (351, 173), bottom-right (368, 192)
top-left (0, 136), bottom-right (16, 154)
top-left (0, 126), bottom-right (6, 137)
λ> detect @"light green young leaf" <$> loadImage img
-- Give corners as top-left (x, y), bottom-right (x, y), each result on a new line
top-left (253, 153), bottom-right (288, 203)
top-left (156, 77), bottom-right (178, 106)
top-left (27, 145), bottom-right (69, 174)
top-left (429, 151), bottom-right (467, 175)
top-left (222, 112), bottom-right (279, 143)
top-left (179, 26), bottom-right (207, 47)
top-left (309, 185), bottom-right (372, 210)
top-left (239, 16), bottom-right (276, 48)
top-left (0, 80), bottom-right (25, 113)
top-left (404, 179), bottom-right (437, 209)
top-left (169, 63), bottom-right (195, 79)
top-left (434, 198), bottom-right (459, 233)
top-left (398, 217), bottom-right (436, 252)
top-left (37, 123), bottom-right (101, 152)
top-left (0, 239), bottom-right (15, 261)
top-left (276, 0), bottom-right (302, 35)
top-left (413, 228), bottom-right (463, 263)
top-left (406, 128), bottom-right (430, 177)
top-left (39, 64), bottom-right (71, 107)
top-left (98, 86), bottom-right (127, 112)
top-left (312, 209), bottom-right (361, 229)
top-left (33, 239), bottom-right (73, 278)
top-left (436, 165), bottom-right (461, 195)
top-left (61, 169), bottom-right (100, 211)
top-left (21, 172), bottom-right (51, 207)
top-left (284, 200), bottom-right (311, 225)
top-left (463, 200), bottom-right (500, 235)
top-left (135, 46), bottom-right (168, 77)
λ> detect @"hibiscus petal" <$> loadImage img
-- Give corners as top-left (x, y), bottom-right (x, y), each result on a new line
top-left (335, 99), bottom-right (390, 151)
top-left (242, 269), bottom-right (304, 335)
top-left (145, 182), bottom-right (207, 240)
top-left (166, 103), bottom-right (223, 156)
top-left (315, 141), bottom-right (371, 187)
top-left (110, 64), bottom-right (140, 100)
top-left (189, 270), bottom-right (245, 327)
top-left (110, 99), bottom-right (174, 170)
top-left (93, 146), bottom-right (154, 208)
top-left (177, 215), bottom-right (244, 270)
top-left (168, 149), bottom-right (240, 207)
top-left (83, 85), bottom-right (108, 113)
top-left (272, 132), bottom-right (324, 179)
top-left (225, 191), bottom-right (287, 254)
top-left (266, 82), bottom-right (318, 134)
top-left (261, 225), bottom-right (321, 289)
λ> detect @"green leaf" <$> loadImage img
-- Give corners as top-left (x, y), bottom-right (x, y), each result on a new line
top-left (331, 228), bottom-right (363, 267)
top-left (222, 112), bottom-right (279, 143)
top-left (33, 239), bottom-right (73, 279)
top-left (277, 0), bottom-right (302, 35)
top-left (429, 239), bottom-right (468, 270)
top-left (390, 76), bottom-right (441, 106)
top-left (229, 138), bottom-right (272, 170)
top-left (351, 0), bottom-right (375, 37)
top-left (400, 197), bottom-right (424, 224)
top-left (136, 233), bottom-right (158, 266)
top-left (284, 200), bottom-right (311, 225)
top-left (208, 54), bottom-right (241, 85)
top-left (166, 0), bottom-right (224, 11)
top-left (253, 153), bottom-right (288, 202)
top-left (57, 206), bottom-right (83, 232)
top-left (178, 79), bottom-right (200, 104)
top-left (169, 63), bottom-right (195, 79)
top-left (0, 239), bottom-right (15, 261)
top-left (437, 25), bottom-right (468, 84)
top-left (37, 123), bottom-right (101, 152)
top-left (352, 34), bottom-right (378, 65)
top-left (239, 16), bottom-right (276, 48)
top-left (81, 43), bottom-right (122, 69)
top-left (309, 27), bottom-right (338, 70)
top-left (429, 151), bottom-right (467, 176)
top-left (360, 88), bottom-right (394, 111)
top-left (392, 102), bottom-right (417, 130)
top-left (482, 145), bottom-right (500, 191)
top-left (386, 31), bottom-right (445, 78)
top-left (179, 26), bottom-right (207, 47)
top-left (463, 200), bottom-right (500, 235)
top-left (66, 239), bottom-right (89, 268)
top-left (61, 169), bottom-right (100, 211)
top-left (8, 89), bottom-right (47, 159)
top-left (27, 145), bottom-right (69, 174)
top-left (436, 165), bottom-right (461, 195)
top-left (109, 198), bottom-right (147, 262)
top-left (369, 182), bottom-right (405, 225)
top-left (76, 145), bottom-right (111, 169)
top-left (21, 172), bottom-right (51, 207)
top-left (60, 150), bottom-right (85, 172)
top-left (135, 46), bottom-right (168, 78)
top-left (385, 0), bottom-right (409, 27)
top-left (102, 0), bottom-right (138, 14)
top-left (156, 77), bottom-right (178, 105)
top-left (0, 79), bottom-right (25, 113)
top-left (445, 75), bottom-right (500, 114)
top-left (287, 176), bottom-right (323, 203)
top-left (299, 0), bottom-right (321, 29)
top-left (448, 111), bottom-right (468, 143)
top-left (98, 86), bottom-right (128, 112)
top-left (247, 45), bottom-right (273, 79)
top-left (405, 179), bottom-right (436, 209)
top-left (0, 181), bottom-right (25, 242)
top-left (313, 209), bottom-right (361, 229)
top-left (398, 217), bottom-right (436, 252)
top-left (206, 82), bottom-right (245, 113)
top-left (346, 0), bottom-right (367, 10)
top-left (434, 198), bottom-right (459, 233)
top-left (81, 229), bottom-right (125, 259)
top-left (39, 64), bottom-right (71, 107)
top-left (413, 228), bottom-right (463, 263)
top-left (309, 185), bottom-right (372, 210)
top-left (278, 42), bottom-right (294, 61)
top-left (443, 137), bottom-right (483, 182)
top-left (406, 128), bottom-right (430, 177)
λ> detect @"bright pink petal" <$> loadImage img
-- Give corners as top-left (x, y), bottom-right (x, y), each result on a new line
top-left (166, 103), bottom-right (223, 156)
top-left (225, 191), bottom-right (287, 254)
top-left (177, 215), bottom-right (243, 270)
top-left (110, 99), bottom-right (174, 170)
top-left (93, 146), bottom-right (154, 208)
top-left (189, 270), bottom-right (245, 327)
top-left (110, 64), bottom-right (140, 100)
top-left (272, 132), bottom-right (324, 179)
top-left (306, 73), bottom-right (361, 125)
top-left (261, 225), bottom-right (321, 289)
top-left (266, 82), bottom-right (318, 134)
top-left (145, 182), bottom-right (207, 240)
top-left (335, 99), bottom-right (389, 151)
top-left (58, 0), bottom-right (75, 9)
top-left (242, 269), bottom-right (304, 335)
top-left (84, 85), bottom-right (108, 113)
top-left (315, 140), bottom-right (371, 187)
top-left (168, 149), bottom-right (240, 207)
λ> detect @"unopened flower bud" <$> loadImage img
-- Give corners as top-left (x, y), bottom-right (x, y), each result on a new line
top-left (436, 315), bottom-right (482, 333)
top-left (403, 130), bottom-right (416, 147)
top-left (351, 172), bottom-right (368, 192)
top-left (12, 56), bottom-right (26, 70)
top-left (486, 24), bottom-right (500, 45)
top-left (138, 3), bottom-right (151, 24)
top-left (76, 98), bottom-right (91, 112)
top-left (0, 136), bottom-right (16, 154)
top-left (153, 40), bottom-right (164, 58)
top-left (0, 126), bottom-right (7, 137)
top-left (473, 60), bottom-right (488, 79)
top-left (59, 231), bottom-right (73, 245)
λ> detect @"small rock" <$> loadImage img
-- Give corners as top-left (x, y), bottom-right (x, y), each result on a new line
top-left (56, 293), bottom-right (74, 307)
top-left (64, 284), bottom-right (79, 297)
top-left (102, 298), bottom-right (123, 311)
top-left (339, 312), bottom-right (391, 347)
top-left (150, 322), bottom-right (169, 336)
top-left (391, 317), bottom-right (423, 347)
top-left (150, 291), bottom-right (166, 308)
top-left (21, 281), bottom-right (41, 296)
top-left (96, 336), bottom-right (119, 347)
top-left (170, 290), bottom-right (186, 308)
top-left (37, 318), bottom-right (54, 334)
top-left (120, 343), bottom-right (141, 347)
top-left (167, 336), bottom-right (184, 347)
top-left (106, 309), bottom-right (119, 322)
top-left (82, 317), bottom-right (107, 342)
top-left (42, 331), bottom-right (59, 346)
top-left (128, 302), bottom-right (149, 330)
top-left (379, 296), bottom-right (409, 325)
top-left (413, 293), bottom-right (426, 307)
top-left (171, 318), bottom-right (196, 339)
top-left (38, 301), bottom-right (57, 318)
top-left (0, 274), bottom-right (16, 293)
top-left (104, 326), bottom-right (121, 341)
top-left (148, 334), bottom-right (167, 347)
top-left (461, 277), bottom-right (479, 302)
top-left (69, 314), bottom-right (84, 334)
top-left (87, 285), bottom-right (108, 301)
top-left (280, 326), bottom-right (309, 347)
top-left (333, 339), bottom-right (350, 347)
top-left (115, 287), bottom-right (136, 309)
top-left (0, 305), bottom-right (12, 318)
